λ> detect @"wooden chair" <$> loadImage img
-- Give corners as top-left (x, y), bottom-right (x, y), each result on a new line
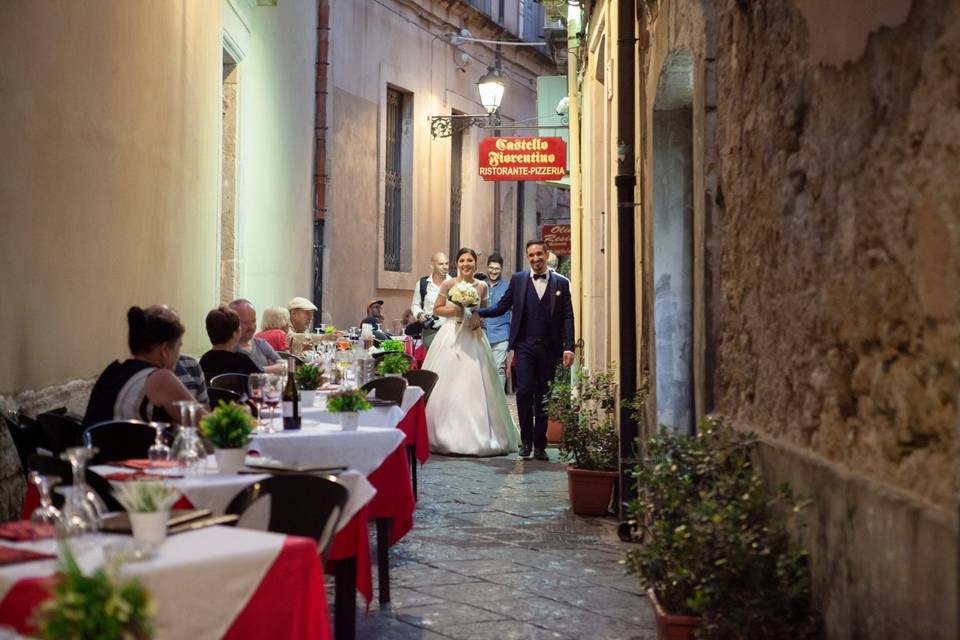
top-left (209, 373), bottom-right (250, 397)
top-left (27, 452), bottom-right (124, 512)
top-left (82, 420), bottom-right (157, 465)
top-left (360, 376), bottom-right (407, 405)
top-left (401, 369), bottom-right (439, 500)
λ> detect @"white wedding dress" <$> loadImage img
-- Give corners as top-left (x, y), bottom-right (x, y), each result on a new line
top-left (423, 310), bottom-right (520, 456)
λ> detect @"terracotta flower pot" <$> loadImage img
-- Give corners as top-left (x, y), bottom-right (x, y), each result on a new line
top-left (566, 467), bottom-right (617, 516)
top-left (546, 418), bottom-right (564, 443)
top-left (646, 589), bottom-right (701, 640)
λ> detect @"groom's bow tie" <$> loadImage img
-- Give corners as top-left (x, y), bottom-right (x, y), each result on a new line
top-left (532, 273), bottom-right (547, 280)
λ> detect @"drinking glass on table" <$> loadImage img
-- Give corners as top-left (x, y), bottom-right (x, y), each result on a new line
top-left (261, 374), bottom-right (282, 433)
top-left (248, 373), bottom-right (267, 432)
top-left (29, 471), bottom-right (63, 533)
top-left (61, 447), bottom-right (105, 528)
top-left (148, 422), bottom-right (172, 461)
top-left (171, 401), bottom-right (205, 475)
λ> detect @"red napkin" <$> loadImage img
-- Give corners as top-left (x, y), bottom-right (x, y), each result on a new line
top-left (0, 544), bottom-right (55, 566)
top-left (0, 521), bottom-right (54, 542)
top-left (102, 471), bottom-right (176, 481)
top-left (119, 459), bottom-right (180, 470)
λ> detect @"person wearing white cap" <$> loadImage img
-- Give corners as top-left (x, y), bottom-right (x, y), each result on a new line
top-left (287, 297), bottom-right (317, 333)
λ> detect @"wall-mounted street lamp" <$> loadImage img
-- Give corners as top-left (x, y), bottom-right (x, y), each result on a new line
top-left (430, 66), bottom-right (505, 138)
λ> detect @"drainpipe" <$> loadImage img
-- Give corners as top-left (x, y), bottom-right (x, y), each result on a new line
top-left (312, 0), bottom-right (331, 318)
top-left (614, 0), bottom-right (637, 518)
top-left (567, 1), bottom-right (583, 358)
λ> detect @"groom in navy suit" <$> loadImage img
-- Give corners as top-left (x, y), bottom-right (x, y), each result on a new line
top-left (476, 240), bottom-right (575, 460)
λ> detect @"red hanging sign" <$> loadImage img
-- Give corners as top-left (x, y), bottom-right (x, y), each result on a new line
top-left (478, 137), bottom-right (567, 181)
top-left (542, 224), bottom-right (571, 255)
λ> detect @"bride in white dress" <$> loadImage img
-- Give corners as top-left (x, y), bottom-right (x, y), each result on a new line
top-left (423, 248), bottom-right (520, 456)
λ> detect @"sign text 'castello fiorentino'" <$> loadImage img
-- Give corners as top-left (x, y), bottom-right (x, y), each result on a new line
top-left (478, 137), bottom-right (567, 181)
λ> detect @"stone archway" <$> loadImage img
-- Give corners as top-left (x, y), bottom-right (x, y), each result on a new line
top-left (652, 48), bottom-right (694, 434)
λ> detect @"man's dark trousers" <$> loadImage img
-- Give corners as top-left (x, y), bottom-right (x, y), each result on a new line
top-left (515, 339), bottom-right (558, 451)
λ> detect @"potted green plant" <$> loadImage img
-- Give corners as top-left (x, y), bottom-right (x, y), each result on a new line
top-left (376, 352), bottom-right (410, 377)
top-left (380, 339), bottom-right (404, 352)
top-left (545, 366), bottom-right (570, 443)
top-left (199, 400), bottom-right (254, 473)
top-left (32, 544), bottom-right (154, 640)
top-left (326, 389), bottom-right (372, 431)
top-left (295, 363), bottom-right (322, 406)
top-left (546, 368), bottom-right (619, 515)
top-left (625, 417), bottom-right (820, 640)
top-left (114, 480), bottom-right (181, 546)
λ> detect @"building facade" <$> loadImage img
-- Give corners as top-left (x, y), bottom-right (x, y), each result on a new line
top-left (318, 0), bottom-right (561, 329)
top-left (570, 0), bottom-right (959, 637)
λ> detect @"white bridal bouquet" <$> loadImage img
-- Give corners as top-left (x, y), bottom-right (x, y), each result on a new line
top-left (448, 281), bottom-right (480, 309)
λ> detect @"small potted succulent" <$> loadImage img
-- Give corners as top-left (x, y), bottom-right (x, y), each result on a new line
top-left (199, 400), bottom-right (254, 473)
top-left (295, 363), bottom-right (323, 406)
top-left (326, 389), bottom-right (372, 431)
top-left (32, 544), bottom-right (154, 640)
top-left (114, 480), bottom-right (181, 546)
top-left (376, 352), bottom-right (410, 377)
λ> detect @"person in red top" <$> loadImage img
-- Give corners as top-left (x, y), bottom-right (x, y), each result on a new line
top-left (255, 306), bottom-right (291, 352)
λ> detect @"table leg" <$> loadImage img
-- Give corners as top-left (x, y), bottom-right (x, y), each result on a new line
top-left (334, 557), bottom-right (357, 640)
top-left (375, 517), bottom-right (392, 606)
top-left (406, 444), bottom-right (418, 501)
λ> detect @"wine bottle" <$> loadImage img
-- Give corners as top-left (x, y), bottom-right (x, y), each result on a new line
top-left (282, 356), bottom-right (301, 430)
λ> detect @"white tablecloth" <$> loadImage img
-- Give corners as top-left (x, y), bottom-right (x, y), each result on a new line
top-left (300, 386), bottom-right (423, 426)
top-left (94, 463), bottom-right (375, 533)
top-left (248, 422), bottom-right (405, 476)
top-left (0, 526), bottom-right (285, 640)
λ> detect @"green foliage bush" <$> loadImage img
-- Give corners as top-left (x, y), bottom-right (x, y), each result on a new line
top-left (199, 400), bottom-right (254, 449)
top-left (380, 339), bottom-right (404, 352)
top-left (625, 417), bottom-right (819, 639)
top-left (545, 367), bottom-right (619, 471)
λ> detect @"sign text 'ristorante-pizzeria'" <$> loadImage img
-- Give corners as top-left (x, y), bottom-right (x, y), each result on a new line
top-left (478, 137), bottom-right (567, 181)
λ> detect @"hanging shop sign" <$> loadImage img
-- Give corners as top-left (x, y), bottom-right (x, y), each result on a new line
top-left (542, 224), bottom-right (571, 255)
top-left (478, 137), bottom-right (567, 181)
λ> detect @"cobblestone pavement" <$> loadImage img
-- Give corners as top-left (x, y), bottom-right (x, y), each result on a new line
top-left (350, 398), bottom-right (657, 639)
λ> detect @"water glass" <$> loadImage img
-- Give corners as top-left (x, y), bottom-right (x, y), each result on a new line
top-left (61, 447), bottom-right (105, 529)
top-left (148, 422), bottom-right (172, 461)
top-left (28, 472), bottom-right (63, 533)
top-left (172, 426), bottom-right (205, 475)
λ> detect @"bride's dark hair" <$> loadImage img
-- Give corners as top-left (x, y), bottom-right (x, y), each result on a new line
top-left (455, 247), bottom-right (477, 262)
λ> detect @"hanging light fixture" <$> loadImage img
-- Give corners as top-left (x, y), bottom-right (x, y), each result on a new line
top-left (476, 66), bottom-right (505, 115)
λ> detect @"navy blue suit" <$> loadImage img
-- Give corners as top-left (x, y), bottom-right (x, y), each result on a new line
top-left (479, 270), bottom-right (575, 450)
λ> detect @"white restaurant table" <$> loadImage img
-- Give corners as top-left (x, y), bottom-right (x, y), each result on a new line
top-left (0, 526), bottom-right (309, 640)
top-left (300, 386), bottom-right (423, 427)
top-left (248, 422), bottom-right (405, 476)
top-left (93, 462), bottom-right (375, 533)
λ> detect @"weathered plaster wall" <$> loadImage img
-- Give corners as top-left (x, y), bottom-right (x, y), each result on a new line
top-left (713, 0), bottom-right (959, 510)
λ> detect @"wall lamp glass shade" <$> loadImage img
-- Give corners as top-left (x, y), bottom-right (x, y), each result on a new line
top-left (477, 68), bottom-right (505, 114)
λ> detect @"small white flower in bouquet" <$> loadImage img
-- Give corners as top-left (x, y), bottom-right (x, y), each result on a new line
top-left (448, 281), bottom-right (480, 309)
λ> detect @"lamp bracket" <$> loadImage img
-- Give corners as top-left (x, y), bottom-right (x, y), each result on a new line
top-left (430, 112), bottom-right (502, 138)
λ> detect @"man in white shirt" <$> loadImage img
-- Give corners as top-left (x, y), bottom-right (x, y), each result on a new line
top-left (410, 252), bottom-right (451, 350)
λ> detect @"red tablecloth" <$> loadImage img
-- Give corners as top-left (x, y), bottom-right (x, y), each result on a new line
top-left (0, 536), bottom-right (330, 640)
top-left (367, 446), bottom-right (416, 545)
top-left (397, 397), bottom-right (429, 465)
top-left (327, 504), bottom-right (372, 603)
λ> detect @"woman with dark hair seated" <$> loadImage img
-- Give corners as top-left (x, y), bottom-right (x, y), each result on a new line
top-left (82, 305), bottom-right (198, 428)
top-left (199, 306), bottom-right (262, 385)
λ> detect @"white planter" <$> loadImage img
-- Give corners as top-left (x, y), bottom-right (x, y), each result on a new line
top-left (214, 447), bottom-right (247, 474)
top-left (129, 511), bottom-right (168, 546)
top-left (300, 389), bottom-right (316, 406)
top-left (339, 412), bottom-right (360, 432)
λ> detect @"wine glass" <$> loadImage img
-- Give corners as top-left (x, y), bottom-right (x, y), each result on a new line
top-left (335, 349), bottom-right (355, 388)
top-left (28, 472), bottom-right (63, 534)
top-left (148, 422), bottom-right (171, 461)
top-left (248, 373), bottom-right (267, 432)
top-left (171, 401), bottom-right (205, 475)
top-left (60, 447), bottom-right (105, 530)
top-left (54, 485), bottom-right (99, 542)
top-left (262, 375), bottom-right (282, 433)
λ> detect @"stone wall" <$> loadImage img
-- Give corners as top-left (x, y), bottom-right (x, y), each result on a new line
top-left (712, 0), bottom-right (959, 511)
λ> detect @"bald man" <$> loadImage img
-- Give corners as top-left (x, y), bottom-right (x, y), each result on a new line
top-left (410, 252), bottom-right (451, 350)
